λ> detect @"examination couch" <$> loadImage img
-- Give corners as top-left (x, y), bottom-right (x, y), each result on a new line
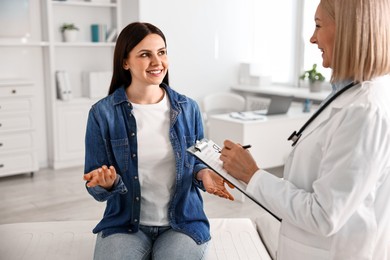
top-left (0, 213), bottom-right (280, 260)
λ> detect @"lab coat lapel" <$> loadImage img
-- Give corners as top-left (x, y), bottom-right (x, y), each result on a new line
top-left (293, 96), bottom-right (347, 148)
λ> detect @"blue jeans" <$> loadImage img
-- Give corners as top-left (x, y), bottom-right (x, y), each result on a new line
top-left (94, 225), bottom-right (209, 260)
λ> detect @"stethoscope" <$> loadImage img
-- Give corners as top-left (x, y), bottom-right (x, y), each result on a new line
top-left (288, 82), bottom-right (357, 146)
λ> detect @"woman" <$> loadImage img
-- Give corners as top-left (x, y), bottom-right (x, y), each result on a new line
top-left (220, 0), bottom-right (390, 259)
top-left (83, 22), bottom-right (233, 260)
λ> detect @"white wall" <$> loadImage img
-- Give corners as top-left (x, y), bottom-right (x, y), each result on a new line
top-left (136, 0), bottom-right (255, 102)
top-left (1, 1), bottom-right (299, 169)
top-left (124, 0), bottom-right (298, 103)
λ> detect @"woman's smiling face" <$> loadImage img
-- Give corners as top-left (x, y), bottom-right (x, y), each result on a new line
top-left (310, 4), bottom-right (336, 68)
top-left (123, 33), bottom-right (168, 87)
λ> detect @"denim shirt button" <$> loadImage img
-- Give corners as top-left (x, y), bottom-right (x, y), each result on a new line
top-left (134, 219), bottom-right (138, 223)
top-left (134, 176), bottom-right (138, 180)
top-left (131, 132), bottom-right (135, 137)
top-left (128, 229), bottom-right (132, 232)
top-left (132, 153), bottom-right (136, 158)
top-left (135, 197), bottom-right (140, 201)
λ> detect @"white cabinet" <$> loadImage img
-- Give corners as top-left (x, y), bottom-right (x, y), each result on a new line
top-left (52, 99), bottom-right (94, 169)
top-left (208, 105), bottom-right (313, 169)
top-left (0, 80), bottom-right (39, 177)
top-left (43, 0), bottom-right (122, 169)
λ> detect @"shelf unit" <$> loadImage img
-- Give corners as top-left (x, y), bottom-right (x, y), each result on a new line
top-left (43, 0), bottom-right (122, 169)
top-left (0, 0), bottom-right (47, 177)
top-left (0, 80), bottom-right (39, 177)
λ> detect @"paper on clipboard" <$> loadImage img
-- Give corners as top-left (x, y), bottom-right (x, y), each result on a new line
top-left (187, 138), bottom-right (281, 221)
top-left (187, 139), bottom-right (248, 191)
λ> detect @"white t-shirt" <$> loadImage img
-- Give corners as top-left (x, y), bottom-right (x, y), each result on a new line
top-left (131, 91), bottom-right (175, 226)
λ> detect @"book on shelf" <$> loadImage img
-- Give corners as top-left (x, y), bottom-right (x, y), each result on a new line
top-left (106, 28), bottom-right (117, 42)
top-left (55, 71), bottom-right (73, 101)
top-left (91, 24), bottom-right (107, 42)
top-left (83, 71), bottom-right (112, 99)
top-left (84, 0), bottom-right (113, 3)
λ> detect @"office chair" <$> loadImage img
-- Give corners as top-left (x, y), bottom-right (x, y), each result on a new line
top-left (201, 92), bottom-right (246, 136)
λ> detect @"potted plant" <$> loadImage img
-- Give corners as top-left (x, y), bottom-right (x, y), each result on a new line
top-left (299, 64), bottom-right (325, 92)
top-left (60, 23), bottom-right (79, 42)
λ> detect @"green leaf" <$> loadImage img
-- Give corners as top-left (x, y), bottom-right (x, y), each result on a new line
top-left (299, 64), bottom-right (325, 82)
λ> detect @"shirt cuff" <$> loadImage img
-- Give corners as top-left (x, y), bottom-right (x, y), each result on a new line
top-left (246, 169), bottom-right (267, 194)
top-left (87, 175), bottom-right (127, 201)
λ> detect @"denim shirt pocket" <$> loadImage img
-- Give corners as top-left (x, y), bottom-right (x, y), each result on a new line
top-left (107, 138), bottom-right (129, 173)
top-left (184, 135), bottom-right (197, 170)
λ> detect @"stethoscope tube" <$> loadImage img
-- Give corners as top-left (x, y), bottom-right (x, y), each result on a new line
top-left (288, 82), bottom-right (357, 146)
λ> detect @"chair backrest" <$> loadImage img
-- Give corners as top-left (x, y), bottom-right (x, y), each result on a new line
top-left (202, 92), bottom-right (246, 117)
top-left (201, 92), bottom-right (246, 136)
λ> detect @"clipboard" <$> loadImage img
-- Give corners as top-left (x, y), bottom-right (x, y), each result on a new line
top-left (187, 138), bottom-right (281, 221)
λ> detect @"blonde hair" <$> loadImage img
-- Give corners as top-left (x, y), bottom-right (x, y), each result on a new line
top-left (320, 0), bottom-right (390, 82)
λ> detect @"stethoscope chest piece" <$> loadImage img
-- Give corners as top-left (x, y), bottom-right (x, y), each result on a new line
top-left (288, 131), bottom-right (301, 147)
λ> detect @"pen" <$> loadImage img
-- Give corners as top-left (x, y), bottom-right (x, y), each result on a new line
top-left (217, 144), bottom-right (251, 153)
top-left (242, 144), bottom-right (252, 149)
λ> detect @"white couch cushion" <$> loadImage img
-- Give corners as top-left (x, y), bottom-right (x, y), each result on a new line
top-left (0, 218), bottom-right (271, 260)
top-left (207, 218), bottom-right (271, 259)
top-left (0, 220), bottom-right (96, 260)
top-left (254, 212), bottom-right (281, 260)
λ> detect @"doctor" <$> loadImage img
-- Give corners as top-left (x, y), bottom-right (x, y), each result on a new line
top-left (220, 0), bottom-right (390, 259)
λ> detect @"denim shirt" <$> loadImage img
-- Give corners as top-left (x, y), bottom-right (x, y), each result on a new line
top-left (84, 83), bottom-right (210, 244)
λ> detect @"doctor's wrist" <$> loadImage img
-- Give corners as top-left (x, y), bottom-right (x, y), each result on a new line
top-left (242, 166), bottom-right (259, 184)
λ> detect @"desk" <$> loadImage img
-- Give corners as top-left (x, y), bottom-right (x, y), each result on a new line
top-left (232, 84), bottom-right (331, 103)
top-left (208, 105), bottom-right (313, 169)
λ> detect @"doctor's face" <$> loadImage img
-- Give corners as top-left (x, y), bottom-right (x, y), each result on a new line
top-left (310, 4), bottom-right (336, 68)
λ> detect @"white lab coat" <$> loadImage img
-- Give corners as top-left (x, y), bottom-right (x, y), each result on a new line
top-left (247, 75), bottom-right (390, 260)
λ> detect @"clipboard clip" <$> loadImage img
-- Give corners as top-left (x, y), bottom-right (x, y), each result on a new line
top-left (194, 139), bottom-right (222, 153)
top-left (194, 139), bottom-right (209, 152)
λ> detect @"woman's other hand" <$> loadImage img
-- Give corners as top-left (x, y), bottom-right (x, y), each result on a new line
top-left (197, 169), bottom-right (234, 200)
top-left (83, 165), bottom-right (117, 190)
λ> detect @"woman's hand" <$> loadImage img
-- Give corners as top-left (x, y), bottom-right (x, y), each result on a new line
top-left (197, 168), bottom-right (235, 200)
top-left (220, 139), bottom-right (259, 184)
top-left (83, 165), bottom-right (117, 190)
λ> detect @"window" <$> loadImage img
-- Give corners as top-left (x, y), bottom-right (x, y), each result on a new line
top-left (251, 1), bottom-right (297, 85)
top-left (301, 0), bottom-right (332, 83)
top-left (0, 0), bottom-right (30, 38)
top-left (251, 0), bottom-right (331, 86)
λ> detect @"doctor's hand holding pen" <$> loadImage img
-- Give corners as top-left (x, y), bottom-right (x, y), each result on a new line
top-left (219, 140), bottom-right (259, 184)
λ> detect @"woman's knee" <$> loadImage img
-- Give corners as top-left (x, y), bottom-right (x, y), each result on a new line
top-left (152, 230), bottom-right (208, 260)
top-left (94, 231), bottom-right (152, 260)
